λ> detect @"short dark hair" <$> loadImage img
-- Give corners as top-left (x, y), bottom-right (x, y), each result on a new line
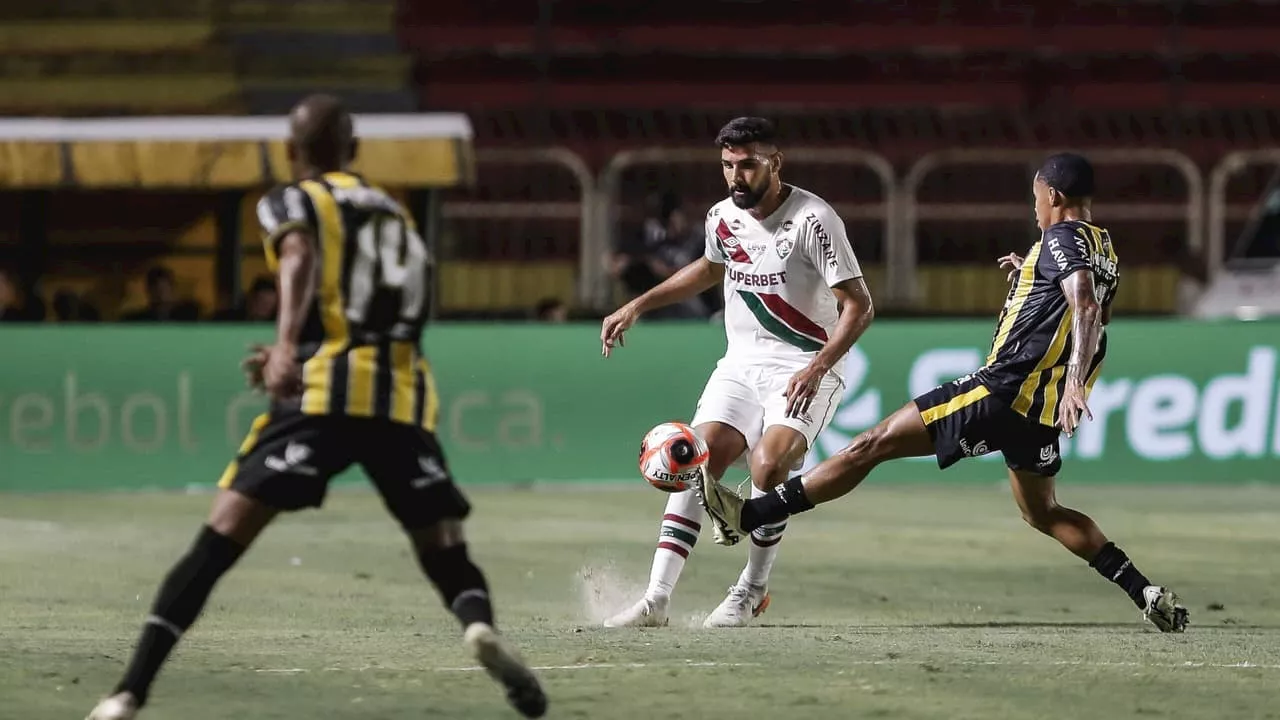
top-left (715, 117), bottom-right (778, 149)
top-left (1037, 152), bottom-right (1095, 198)
top-left (290, 93), bottom-right (355, 169)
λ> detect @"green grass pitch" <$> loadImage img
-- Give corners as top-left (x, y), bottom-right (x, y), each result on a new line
top-left (3, 483), bottom-right (1279, 719)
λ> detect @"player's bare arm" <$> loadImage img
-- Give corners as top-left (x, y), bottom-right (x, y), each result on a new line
top-left (784, 277), bottom-right (873, 418)
top-left (600, 257), bottom-right (724, 357)
top-left (263, 229), bottom-right (316, 400)
top-left (1058, 268), bottom-right (1101, 436)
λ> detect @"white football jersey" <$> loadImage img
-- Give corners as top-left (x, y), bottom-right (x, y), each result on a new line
top-left (704, 185), bottom-right (863, 376)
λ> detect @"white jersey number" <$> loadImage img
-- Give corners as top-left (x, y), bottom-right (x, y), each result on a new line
top-left (346, 214), bottom-right (430, 337)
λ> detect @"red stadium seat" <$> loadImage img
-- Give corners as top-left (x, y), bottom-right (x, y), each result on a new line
top-left (396, 0), bottom-right (1280, 314)
top-left (399, 0), bottom-right (1280, 114)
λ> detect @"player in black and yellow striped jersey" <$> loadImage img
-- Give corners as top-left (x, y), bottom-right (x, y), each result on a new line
top-left (980, 216), bottom-right (1119, 430)
top-left (88, 95), bottom-right (547, 720)
top-left (253, 155), bottom-right (440, 427)
top-left (694, 153), bottom-right (1189, 634)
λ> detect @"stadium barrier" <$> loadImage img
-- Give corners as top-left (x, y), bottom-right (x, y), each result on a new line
top-left (1, 321), bottom-right (1277, 492)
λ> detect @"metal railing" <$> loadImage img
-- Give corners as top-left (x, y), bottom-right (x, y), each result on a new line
top-left (433, 145), bottom-right (1266, 315)
top-left (1207, 149), bottom-right (1280, 280)
top-left (438, 147), bottom-right (594, 309)
top-left (902, 148), bottom-right (1203, 306)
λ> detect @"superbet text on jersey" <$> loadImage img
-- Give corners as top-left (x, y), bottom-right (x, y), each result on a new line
top-left (703, 185), bottom-right (863, 379)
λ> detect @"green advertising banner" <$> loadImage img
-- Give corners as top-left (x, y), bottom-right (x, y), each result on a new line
top-left (1, 320), bottom-right (1278, 492)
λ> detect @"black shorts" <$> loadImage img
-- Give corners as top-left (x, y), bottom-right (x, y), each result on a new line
top-left (216, 409), bottom-right (471, 530)
top-left (912, 374), bottom-right (1063, 476)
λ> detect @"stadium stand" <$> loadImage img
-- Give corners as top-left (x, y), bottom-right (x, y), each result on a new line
top-left (0, 0), bottom-right (414, 117)
top-left (397, 0), bottom-right (1280, 315)
top-left (402, 0), bottom-right (1280, 114)
top-left (2, 0), bottom-right (1276, 317)
top-left (0, 1), bottom-right (238, 116)
top-left (0, 0), bottom-right (421, 319)
top-left (225, 0), bottom-right (415, 114)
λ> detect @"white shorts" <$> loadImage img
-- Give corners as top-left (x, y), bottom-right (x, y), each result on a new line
top-left (690, 359), bottom-right (844, 471)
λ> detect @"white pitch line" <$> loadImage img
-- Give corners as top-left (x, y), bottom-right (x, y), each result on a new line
top-left (436, 661), bottom-right (762, 672)
top-left (254, 655), bottom-right (1280, 671)
top-left (254, 659), bottom-right (1280, 674)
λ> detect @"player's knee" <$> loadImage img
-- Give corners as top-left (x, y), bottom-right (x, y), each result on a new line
top-left (840, 425), bottom-right (893, 469)
top-left (414, 540), bottom-right (489, 606)
top-left (409, 518), bottom-right (466, 556)
top-left (1018, 502), bottom-right (1058, 535)
top-left (749, 453), bottom-right (790, 490)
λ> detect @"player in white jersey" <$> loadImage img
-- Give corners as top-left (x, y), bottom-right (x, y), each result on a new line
top-left (599, 118), bottom-right (875, 628)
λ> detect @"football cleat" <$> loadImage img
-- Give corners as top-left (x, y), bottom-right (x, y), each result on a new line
top-left (86, 692), bottom-right (139, 720)
top-left (464, 623), bottom-right (548, 718)
top-left (691, 466), bottom-right (747, 546)
top-left (703, 584), bottom-right (771, 628)
top-left (1142, 585), bottom-right (1189, 633)
top-left (603, 596), bottom-right (669, 628)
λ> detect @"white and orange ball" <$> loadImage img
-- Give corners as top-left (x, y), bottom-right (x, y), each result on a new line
top-left (638, 421), bottom-right (710, 492)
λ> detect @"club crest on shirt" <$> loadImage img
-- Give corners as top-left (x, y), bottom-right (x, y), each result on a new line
top-left (729, 218), bottom-right (744, 232)
top-left (776, 235), bottom-right (795, 260)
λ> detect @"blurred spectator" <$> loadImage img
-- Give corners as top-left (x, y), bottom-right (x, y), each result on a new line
top-left (534, 297), bottom-right (569, 322)
top-left (215, 275), bottom-right (278, 322)
top-left (122, 265), bottom-right (201, 322)
top-left (0, 267), bottom-right (45, 322)
top-left (610, 191), bottom-right (710, 319)
top-left (52, 289), bottom-right (101, 322)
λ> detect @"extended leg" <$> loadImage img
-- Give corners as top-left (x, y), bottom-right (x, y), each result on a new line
top-left (88, 490), bottom-right (277, 720)
top-left (698, 402), bottom-right (935, 544)
top-left (1008, 469), bottom-right (1188, 632)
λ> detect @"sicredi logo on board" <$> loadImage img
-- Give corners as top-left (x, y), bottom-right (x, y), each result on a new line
top-left (808, 346), bottom-right (1280, 465)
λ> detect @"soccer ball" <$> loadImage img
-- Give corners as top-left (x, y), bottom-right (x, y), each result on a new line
top-left (638, 421), bottom-right (709, 492)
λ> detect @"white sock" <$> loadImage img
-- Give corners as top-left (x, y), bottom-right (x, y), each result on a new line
top-left (645, 489), bottom-right (704, 603)
top-left (739, 484), bottom-right (787, 588)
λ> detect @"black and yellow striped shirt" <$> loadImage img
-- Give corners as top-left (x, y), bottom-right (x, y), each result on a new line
top-left (256, 171), bottom-right (439, 430)
top-left (977, 220), bottom-right (1120, 427)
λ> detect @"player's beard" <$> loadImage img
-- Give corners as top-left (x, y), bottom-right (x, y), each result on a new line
top-left (729, 175), bottom-right (772, 209)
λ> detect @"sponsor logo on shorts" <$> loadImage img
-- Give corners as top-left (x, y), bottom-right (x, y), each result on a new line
top-left (265, 441), bottom-right (317, 476)
top-left (412, 456), bottom-right (450, 489)
top-left (959, 438), bottom-right (989, 457)
top-left (1036, 445), bottom-right (1058, 468)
